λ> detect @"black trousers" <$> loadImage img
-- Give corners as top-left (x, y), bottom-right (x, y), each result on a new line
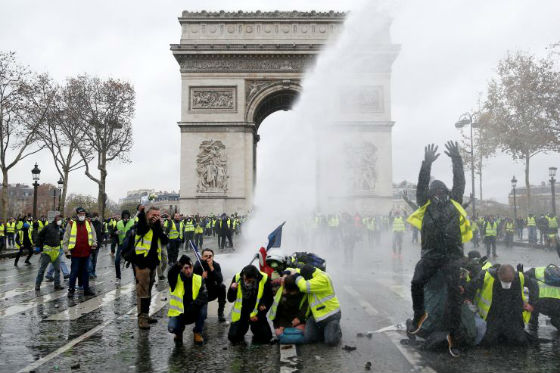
top-left (14, 245), bottom-right (33, 265)
top-left (207, 283), bottom-right (226, 304)
top-left (228, 312), bottom-right (272, 343)
top-left (194, 233), bottom-right (203, 248)
top-left (530, 299), bottom-right (560, 330)
top-left (485, 236), bottom-right (497, 256)
top-left (219, 233), bottom-right (233, 250)
top-left (167, 239), bottom-right (181, 265)
top-left (482, 317), bottom-right (528, 346)
top-left (411, 257), bottom-right (461, 335)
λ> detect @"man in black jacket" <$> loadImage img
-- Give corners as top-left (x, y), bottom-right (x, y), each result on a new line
top-left (89, 212), bottom-right (104, 279)
top-left (193, 248), bottom-right (227, 322)
top-left (35, 215), bottom-right (65, 291)
top-left (168, 255), bottom-right (208, 345)
top-left (407, 142), bottom-right (466, 357)
top-left (227, 264), bottom-right (273, 343)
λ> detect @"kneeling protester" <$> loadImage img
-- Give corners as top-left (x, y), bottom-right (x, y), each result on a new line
top-left (269, 275), bottom-right (308, 344)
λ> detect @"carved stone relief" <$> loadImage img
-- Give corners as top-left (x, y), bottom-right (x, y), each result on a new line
top-left (190, 87), bottom-right (236, 112)
top-left (346, 141), bottom-right (377, 192)
top-left (340, 86), bottom-right (384, 113)
top-left (179, 55), bottom-right (312, 73)
top-left (196, 140), bottom-right (228, 193)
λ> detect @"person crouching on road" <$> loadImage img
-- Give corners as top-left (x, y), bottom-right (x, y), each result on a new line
top-left (168, 255), bottom-right (208, 345)
top-left (193, 248), bottom-right (227, 322)
top-left (35, 215), bottom-right (65, 292)
top-left (288, 264), bottom-right (342, 346)
top-left (270, 274), bottom-right (308, 344)
top-left (227, 264), bottom-right (273, 344)
top-left (63, 207), bottom-right (97, 297)
top-left (134, 205), bottom-right (168, 329)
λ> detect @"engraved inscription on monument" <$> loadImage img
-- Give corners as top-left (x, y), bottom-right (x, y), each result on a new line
top-left (190, 87), bottom-right (236, 112)
top-left (196, 140), bottom-right (229, 193)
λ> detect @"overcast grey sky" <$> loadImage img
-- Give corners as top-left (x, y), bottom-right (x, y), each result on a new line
top-left (0, 0), bottom-right (559, 204)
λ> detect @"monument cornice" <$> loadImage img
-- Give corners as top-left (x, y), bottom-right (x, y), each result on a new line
top-left (179, 10), bottom-right (346, 21)
top-left (175, 53), bottom-right (314, 73)
top-left (171, 43), bottom-right (324, 53)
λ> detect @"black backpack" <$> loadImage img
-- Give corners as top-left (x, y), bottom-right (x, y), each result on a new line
top-left (121, 228), bottom-right (143, 264)
top-left (544, 264), bottom-right (560, 287)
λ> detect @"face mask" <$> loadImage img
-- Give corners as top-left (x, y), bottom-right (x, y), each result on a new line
top-left (57, 220), bottom-right (62, 226)
top-left (78, 216), bottom-right (86, 222)
top-left (500, 281), bottom-right (512, 289)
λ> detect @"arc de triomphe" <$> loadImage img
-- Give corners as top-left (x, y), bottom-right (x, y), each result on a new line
top-left (171, 10), bottom-right (399, 215)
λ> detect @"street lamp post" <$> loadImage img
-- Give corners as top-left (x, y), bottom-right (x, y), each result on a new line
top-left (31, 163), bottom-right (41, 219)
top-left (550, 167), bottom-right (557, 216)
top-left (57, 177), bottom-right (63, 212)
top-left (511, 176), bottom-right (518, 221)
top-left (455, 112), bottom-right (478, 218)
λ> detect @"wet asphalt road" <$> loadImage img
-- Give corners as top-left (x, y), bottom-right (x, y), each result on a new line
top-left (0, 233), bottom-right (558, 373)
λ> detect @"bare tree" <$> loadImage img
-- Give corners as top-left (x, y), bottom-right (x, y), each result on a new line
top-left (483, 51), bottom-right (560, 213)
top-left (0, 51), bottom-right (54, 219)
top-left (70, 75), bottom-right (134, 218)
top-left (38, 79), bottom-right (91, 213)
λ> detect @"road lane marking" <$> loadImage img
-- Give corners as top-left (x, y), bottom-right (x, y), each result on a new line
top-left (15, 288), bottom-right (167, 373)
top-left (46, 282), bottom-right (134, 321)
top-left (279, 344), bottom-right (298, 373)
top-left (384, 330), bottom-right (436, 373)
top-left (343, 285), bottom-right (379, 316)
top-left (0, 284), bottom-right (35, 299)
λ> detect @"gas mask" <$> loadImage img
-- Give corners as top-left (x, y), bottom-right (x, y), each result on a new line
top-left (429, 180), bottom-right (450, 206)
top-left (78, 215), bottom-right (86, 222)
top-left (56, 220), bottom-right (62, 226)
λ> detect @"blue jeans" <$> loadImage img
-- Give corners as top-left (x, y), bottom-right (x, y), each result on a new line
top-left (89, 249), bottom-right (99, 276)
top-left (168, 304), bottom-right (207, 335)
top-left (115, 244), bottom-right (123, 279)
top-left (69, 257), bottom-right (90, 292)
top-left (304, 312), bottom-right (342, 346)
top-left (47, 248), bottom-right (69, 277)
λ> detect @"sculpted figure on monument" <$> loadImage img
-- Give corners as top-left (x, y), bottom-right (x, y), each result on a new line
top-left (347, 141), bottom-right (377, 192)
top-left (196, 140), bottom-right (228, 193)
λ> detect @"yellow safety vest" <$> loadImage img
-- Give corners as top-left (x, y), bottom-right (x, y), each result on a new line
top-left (68, 220), bottom-right (93, 250)
top-left (293, 267), bottom-right (341, 322)
top-left (134, 229), bottom-right (162, 261)
top-left (367, 217), bottom-right (376, 231)
top-left (327, 216), bottom-right (339, 227)
top-left (534, 267), bottom-right (560, 300)
top-left (407, 199), bottom-right (472, 243)
top-left (6, 222), bottom-right (15, 233)
top-left (547, 216), bottom-right (558, 229)
top-left (43, 244), bottom-right (61, 262)
top-left (231, 272), bottom-right (268, 323)
top-left (476, 271), bottom-right (530, 324)
top-left (194, 224), bottom-right (204, 234)
top-left (165, 220), bottom-right (181, 240)
top-left (184, 220), bottom-right (195, 233)
top-left (0, 224), bottom-right (4, 237)
top-left (268, 285), bottom-right (307, 321)
top-left (505, 222), bottom-right (514, 232)
top-left (205, 220), bottom-right (211, 229)
top-left (392, 217), bottom-right (405, 232)
top-left (485, 222), bottom-right (497, 237)
top-left (168, 273), bottom-right (202, 317)
top-left (527, 217), bottom-right (536, 227)
top-left (16, 229), bottom-right (34, 249)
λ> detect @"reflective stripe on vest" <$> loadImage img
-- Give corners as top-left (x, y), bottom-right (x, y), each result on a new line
top-left (505, 222), bottom-right (514, 232)
top-left (134, 229), bottom-right (162, 262)
top-left (535, 267), bottom-right (560, 300)
top-left (16, 229), bottom-right (34, 249)
top-left (184, 220), bottom-right (195, 232)
top-left (168, 273), bottom-right (202, 317)
top-left (407, 199), bottom-right (473, 243)
top-left (6, 222), bottom-right (15, 233)
top-left (527, 217), bottom-right (536, 227)
top-left (68, 220), bottom-right (93, 250)
top-left (166, 221), bottom-right (180, 240)
top-left (392, 217), bottom-right (405, 232)
top-left (231, 272), bottom-right (268, 323)
top-left (476, 271), bottom-right (530, 324)
top-left (547, 216), bottom-right (558, 229)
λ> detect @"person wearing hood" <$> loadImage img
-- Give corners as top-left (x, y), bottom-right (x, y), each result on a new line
top-left (465, 264), bottom-right (537, 346)
top-left (227, 264), bottom-right (273, 343)
top-left (35, 215), bottom-right (65, 292)
top-left (14, 220), bottom-right (34, 266)
top-left (406, 141), bottom-right (470, 357)
top-left (115, 209), bottom-right (135, 285)
top-left (63, 207), bottom-right (97, 297)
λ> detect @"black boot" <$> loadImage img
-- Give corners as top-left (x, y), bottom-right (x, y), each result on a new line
top-left (218, 301), bottom-right (226, 322)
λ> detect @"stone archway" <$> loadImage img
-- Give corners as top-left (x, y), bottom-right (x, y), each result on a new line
top-left (171, 11), bottom-right (399, 215)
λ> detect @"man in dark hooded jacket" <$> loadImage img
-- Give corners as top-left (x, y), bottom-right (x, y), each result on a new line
top-left (407, 141), bottom-right (466, 357)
